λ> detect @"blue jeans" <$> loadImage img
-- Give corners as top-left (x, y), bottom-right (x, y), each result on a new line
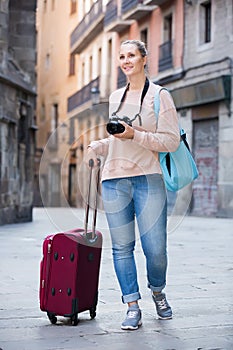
top-left (101, 174), bottom-right (168, 304)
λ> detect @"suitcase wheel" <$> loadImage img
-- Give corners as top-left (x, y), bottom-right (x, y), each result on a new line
top-left (90, 307), bottom-right (96, 319)
top-left (71, 314), bottom-right (78, 326)
top-left (47, 312), bottom-right (57, 325)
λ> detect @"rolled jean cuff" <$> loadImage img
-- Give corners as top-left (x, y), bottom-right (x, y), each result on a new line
top-left (122, 292), bottom-right (141, 304)
top-left (148, 282), bottom-right (166, 293)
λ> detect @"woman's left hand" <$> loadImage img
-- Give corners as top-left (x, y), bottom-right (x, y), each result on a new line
top-left (113, 121), bottom-right (134, 140)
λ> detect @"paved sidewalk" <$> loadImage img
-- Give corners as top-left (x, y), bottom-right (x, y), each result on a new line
top-left (0, 207), bottom-right (232, 350)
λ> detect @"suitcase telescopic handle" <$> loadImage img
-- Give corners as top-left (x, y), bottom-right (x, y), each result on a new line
top-left (84, 158), bottom-right (101, 239)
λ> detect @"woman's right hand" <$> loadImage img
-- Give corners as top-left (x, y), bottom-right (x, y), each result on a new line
top-left (85, 147), bottom-right (100, 167)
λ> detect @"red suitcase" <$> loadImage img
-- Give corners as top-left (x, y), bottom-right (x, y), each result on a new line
top-left (39, 160), bottom-right (102, 325)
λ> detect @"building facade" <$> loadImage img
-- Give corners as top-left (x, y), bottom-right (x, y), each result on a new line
top-left (36, 0), bottom-right (233, 217)
top-left (0, 0), bottom-right (37, 225)
top-left (170, 0), bottom-right (233, 217)
top-left (36, 0), bottom-right (79, 207)
top-left (67, 0), bottom-right (185, 210)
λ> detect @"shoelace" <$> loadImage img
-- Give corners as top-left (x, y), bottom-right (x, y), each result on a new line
top-left (127, 310), bottom-right (139, 319)
top-left (156, 298), bottom-right (169, 310)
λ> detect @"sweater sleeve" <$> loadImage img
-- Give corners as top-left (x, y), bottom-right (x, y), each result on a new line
top-left (133, 89), bottom-right (180, 152)
top-left (88, 137), bottom-right (110, 157)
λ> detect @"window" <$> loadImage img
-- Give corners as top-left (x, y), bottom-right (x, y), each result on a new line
top-left (98, 48), bottom-right (102, 77)
top-left (49, 103), bottom-right (58, 149)
top-left (107, 40), bottom-right (112, 93)
top-left (89, 56), bottom-right (93, 81)
top-left (69, 54), bottom-right (75, 76)
top-left (51, 104), bottom-right (58, 132)
top-left (140, 28), bottom-right (148, 47)
top-left (200, 1), bottom-right (211, 44)
top-left (18, 114), bottom-right (27, 144)
top-left (70, 0), bottom-right (77, 14)
top-left (158, 13), bottom-right (173, 72)
top-left (164, 14), bottom-right (172, 42)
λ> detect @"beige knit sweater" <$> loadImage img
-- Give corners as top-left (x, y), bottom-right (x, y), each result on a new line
top-left (89, 81), bottom-right (180, 182)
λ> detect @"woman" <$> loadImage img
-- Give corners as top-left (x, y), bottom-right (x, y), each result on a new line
top-left (87, 40), bottom-right (180, 330)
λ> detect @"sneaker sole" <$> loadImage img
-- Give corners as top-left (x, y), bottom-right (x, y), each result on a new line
top-left (121, 320), bottom-right (142, 330)
top-left (158, 315), bottom-right (172, 320)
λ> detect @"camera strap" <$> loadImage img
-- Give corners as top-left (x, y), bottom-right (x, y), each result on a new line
top-left (112, 77), bottom-right (150, 125)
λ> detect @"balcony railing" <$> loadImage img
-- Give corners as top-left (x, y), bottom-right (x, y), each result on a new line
top-left (158, 41), bottom-right (173, 72)
top-left (122, 0), bottom-right (139, 13)
top-left (67, 78), bottom-right (99, 113)
top-left (144, 0), bottom-right (169, 5)
top-left (70, 0), bottom-right (104, 54)
top-left (122, 0), bottom-right (156, 20)
top-left (104, 0), bottom-right (132, 32)
top-left (104, 0), bottom-right (118, 26)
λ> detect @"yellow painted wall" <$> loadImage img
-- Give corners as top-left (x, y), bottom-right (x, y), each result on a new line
top-left (36, 0), bottom-right (78, 149)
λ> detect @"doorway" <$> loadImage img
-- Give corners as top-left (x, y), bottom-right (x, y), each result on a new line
top-left (192, 118), bottom-right (218, 216)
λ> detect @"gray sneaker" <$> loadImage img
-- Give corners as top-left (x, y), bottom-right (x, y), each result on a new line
top-left (152, 292), bottom-right (172, 320)
top-left (121, 305), bottom-right (142, 330)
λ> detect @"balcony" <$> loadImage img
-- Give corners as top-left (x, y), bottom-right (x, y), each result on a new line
top-left (144, 0), bottom-right (169, 5)
top-left (70, 0), bottom-right (104, 54)
top-left (67, 78), bottom-right (99, 113)
top-left (158, 41), bottom-right (173, 72)
top-left (104, 0), bottom-right (132, 33)
top-left (172, 75), bottom-right (231, 110)
top-left (122, 0), bottom-right (156, 21)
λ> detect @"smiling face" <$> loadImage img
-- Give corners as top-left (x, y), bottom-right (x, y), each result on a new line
top-left (119, 43), bottom-right (147, 78)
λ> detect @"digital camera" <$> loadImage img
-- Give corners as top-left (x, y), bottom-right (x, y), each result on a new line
top-left (106, 116), bottom-right (132, 135)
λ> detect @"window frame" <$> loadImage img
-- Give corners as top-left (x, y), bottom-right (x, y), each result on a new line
top-left (69, 54), bottom-right (75, 76)
top-left (197, 0), bottom-right (214, 51)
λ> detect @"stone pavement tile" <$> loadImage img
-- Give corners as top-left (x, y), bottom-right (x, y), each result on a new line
top-left (1, 315), bottom-right (232, 350)
top-left (0, 332), bottom-right (183, 350)
top-left (0, 208), bottom-right (233, 350)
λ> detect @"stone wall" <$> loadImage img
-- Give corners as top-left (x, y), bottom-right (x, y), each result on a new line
top-left (0, 0), bottom-right (37, 224)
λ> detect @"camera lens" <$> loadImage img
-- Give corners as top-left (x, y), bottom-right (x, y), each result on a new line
top-left (106, 121), bottom-right (125, 135)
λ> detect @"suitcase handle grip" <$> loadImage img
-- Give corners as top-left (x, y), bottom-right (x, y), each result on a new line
top-left (89, 158), bottom-right (100, 168)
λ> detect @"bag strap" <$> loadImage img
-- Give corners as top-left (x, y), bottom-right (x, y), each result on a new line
top-left (153, 87), bottom-right (171, 175)
top-left (153, 86), bottom-right (168, 123)
top-left (153, 89), bottom-right (191, 152)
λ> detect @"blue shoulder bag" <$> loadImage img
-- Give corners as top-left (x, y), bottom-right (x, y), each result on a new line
top-left (154, 88), bottom-right (199, 192)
